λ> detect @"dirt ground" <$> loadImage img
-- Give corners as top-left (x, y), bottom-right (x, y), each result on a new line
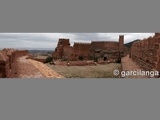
top-left (28, 59), bottom-right (64, 78)
top-left (10, 55), bottom-right (158, 78)
top-left (12, 56), bottom-right (64, 78)
top-left (11, 55), bottom-right (121, 78)
top-left (46, 63), bottom-right (121, 78)
top-left (121, 55), bottom-right (149, 78)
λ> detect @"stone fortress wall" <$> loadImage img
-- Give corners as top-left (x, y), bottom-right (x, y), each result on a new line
top-left (130, 33), bottom-right (160, 71)
top-left (0, 49), bottom-right (28, 78)
top-left (53, 35), bottom-right (126, 61)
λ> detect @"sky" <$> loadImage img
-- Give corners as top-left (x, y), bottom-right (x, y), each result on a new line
top-left (0, 33), bottom-right (154, 50)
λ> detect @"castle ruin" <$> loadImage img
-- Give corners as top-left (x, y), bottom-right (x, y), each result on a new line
top-left (53, 35), bottom-right (126, 62)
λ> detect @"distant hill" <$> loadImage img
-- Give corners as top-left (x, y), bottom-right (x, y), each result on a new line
top-left (29, 50), bottom-right (53, 56)
top-left (29, 50), bottom-right (53, 53)
top-left (124, 39), bottom-right (141, 48)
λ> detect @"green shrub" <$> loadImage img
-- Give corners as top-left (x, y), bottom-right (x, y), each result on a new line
top-left (45, 56), bottom-right (53, 63)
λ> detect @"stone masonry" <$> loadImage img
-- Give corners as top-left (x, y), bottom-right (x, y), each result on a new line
top-left (0, 49), bottom-right (28, 78)
top-left (130, 33), bottom-right (160, 71)
top-left (53, 35), bottom-right (126, 61)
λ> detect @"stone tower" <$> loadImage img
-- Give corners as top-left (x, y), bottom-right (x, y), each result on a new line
top-left (54, 38), bottom-right (70, 59)
top-left (57, 38), bottom-right (70, 47)
top-left (119, 35), bottom-right (124, 52)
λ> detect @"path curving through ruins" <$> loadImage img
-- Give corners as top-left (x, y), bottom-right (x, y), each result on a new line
top-left (13, 56), bottom-right (64, 78)
top-left (28, 59), bottom-right (64, 78)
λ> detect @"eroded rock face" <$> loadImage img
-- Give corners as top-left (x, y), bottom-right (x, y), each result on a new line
top-left (130, 33), bottom-right (160, 71)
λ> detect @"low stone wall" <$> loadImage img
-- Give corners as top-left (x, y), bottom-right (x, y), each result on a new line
top-left (26, 54), bottom-right (46, 63)
top-left (32, 58), bottom-right (45, 63)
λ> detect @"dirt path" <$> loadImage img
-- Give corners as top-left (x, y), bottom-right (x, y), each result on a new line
top-left (28, 59), bottom-right (64, 78)
top-left (12, 56), bottom-right (45, 78)
top-left (12, 56), bottom-right (64, 78)
top-left (121, 55), bottom-right (149, 78)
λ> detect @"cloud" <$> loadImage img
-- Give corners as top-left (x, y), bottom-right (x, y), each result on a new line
top-left (0, 33), bottom-right (155, 50)
top-left (97, 33), bottom-right (154, 43)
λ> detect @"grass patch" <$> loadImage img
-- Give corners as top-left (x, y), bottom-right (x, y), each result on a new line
top-left (46, 63), bottom-right (121, 78)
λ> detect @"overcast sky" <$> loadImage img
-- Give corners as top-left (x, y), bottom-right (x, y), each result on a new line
top-left (0, 33), bottom-right (154, 50)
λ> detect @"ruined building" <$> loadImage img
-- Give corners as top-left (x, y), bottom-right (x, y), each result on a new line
top-left (53, 35), bottom-right (126, 61)
top-left (130, 33), bottom-right (160, 71)
top-left (0, 49), bottom-right (28, 78)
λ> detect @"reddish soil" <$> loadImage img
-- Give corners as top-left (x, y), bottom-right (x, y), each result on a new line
top-left (11, 56), bottom-right (64, 78)
top-left (11, 56), bottom-right (45, 78)
top-left (28, 59), bottom-right (64, 78)
top-left (121, 55), bottom-right (149, 78)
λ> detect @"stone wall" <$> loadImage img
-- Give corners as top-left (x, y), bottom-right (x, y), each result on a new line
top-left (130, 33), bottom-right (160, 71)
top-left (53, 39), bottom-right (70, 59)
top-left (0, 49), bottom-right (29, 78)
top-left (73, 43), bottom-right (91, 60)
top-left (57, 38), bottom-right (70, 47)
top-left (26, 54), bottom-right (46, 63)
top-left (15, 50), bottom-right (28, 58)
top-left (0, 51), bottom-right (10, 78)
top-left (53, 35), bottom-right (125, 61)
top-left (63, 46), bottom-right (76, 60)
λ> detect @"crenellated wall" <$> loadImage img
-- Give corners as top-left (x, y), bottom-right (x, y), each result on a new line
top-left (57, 38), bottom-right (70, 47)
top-left (130, 33), bottom-right (160, 71)
top-left (53, 35), bottom-right (125, 61)
top-left (90, 41), bottom-right (120, 49)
